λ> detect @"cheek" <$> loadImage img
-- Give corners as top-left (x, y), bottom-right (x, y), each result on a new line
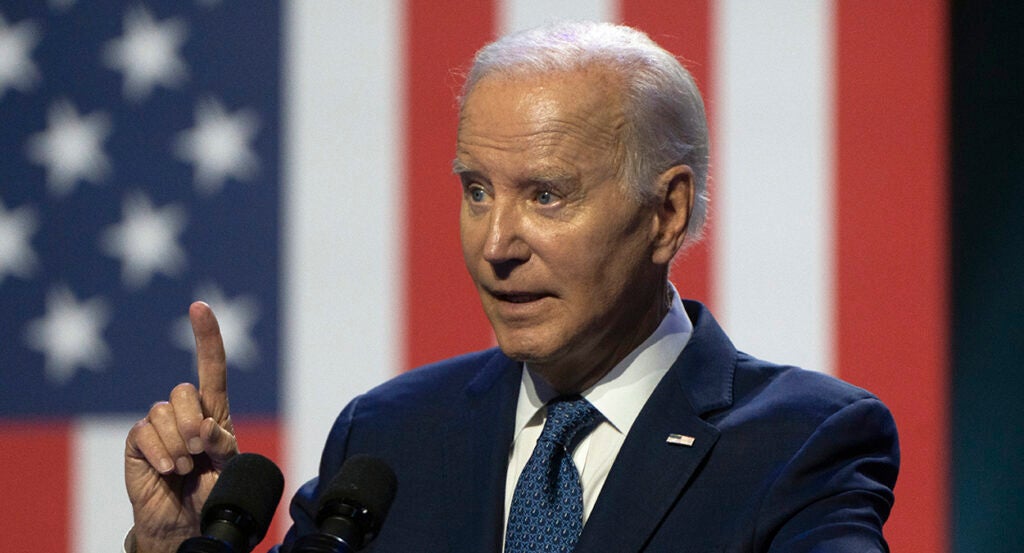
top-left (533, 236), bottom-right (619, 298)
top-left (567, 226), bottom-right (652, 289)
top-left (459, 210), bottom-right (481, 261)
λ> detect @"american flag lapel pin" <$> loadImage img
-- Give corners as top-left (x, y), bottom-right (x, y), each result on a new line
top-left (666, 433), bottom-right (696, 447)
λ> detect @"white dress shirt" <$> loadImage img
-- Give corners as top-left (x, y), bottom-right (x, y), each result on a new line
top-left (502, 288), bottom-right (693, 541)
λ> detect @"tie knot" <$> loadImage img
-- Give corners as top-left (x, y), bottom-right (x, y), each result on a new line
top-left (540, 395), bottom-right (598, 447)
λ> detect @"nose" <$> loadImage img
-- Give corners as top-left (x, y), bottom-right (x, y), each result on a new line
top-left (482, 200), bottom-right (530, 268)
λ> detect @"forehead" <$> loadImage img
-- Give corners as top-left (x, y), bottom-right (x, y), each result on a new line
top-left (456, 68), bottom-right (627, 164)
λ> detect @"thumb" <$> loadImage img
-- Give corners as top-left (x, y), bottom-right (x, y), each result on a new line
top-left (201, 417), bottom-right (239, 469)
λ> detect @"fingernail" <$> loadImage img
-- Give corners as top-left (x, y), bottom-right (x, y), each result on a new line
top-left (176, 456), bottom-right (193, 475)
top-left (158, 458), bottom-right (174, 473)
top-left (188, 437), bottom-right (203, 454)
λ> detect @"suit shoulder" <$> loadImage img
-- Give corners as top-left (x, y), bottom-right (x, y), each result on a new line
top-left (715, 354), bottom-right (899, 492)
top-left (317, 347), bottom-right (513, 465)
top-left (352, 347), bottom-right (510, 415)
top-left (731, 352), bottom-right (890, 425)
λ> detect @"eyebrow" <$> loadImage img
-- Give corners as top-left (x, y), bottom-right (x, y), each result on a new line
top-left (451, 158), bottom-right (578, 190)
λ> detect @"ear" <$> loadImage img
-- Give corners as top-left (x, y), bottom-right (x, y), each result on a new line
top-left (650, 164), bottom-right (695, 265)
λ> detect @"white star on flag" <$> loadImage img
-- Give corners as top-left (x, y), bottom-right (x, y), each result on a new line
top-left (173, 285), bottom-right (261, 369)
top-left (25, 99), bottom-right (112, 197)
top-left (0, 198), bottom-right (39, 284)
top-left (24, 285), bottom-right (112, 385)
top-left (0, 12), bottom-right (41, 101)
top-left (174, 98), bottom-right (260, 195)
top-left (102, 6), bottom-right (189, 102)
top-left (100, 192), bottom-right (188, 290)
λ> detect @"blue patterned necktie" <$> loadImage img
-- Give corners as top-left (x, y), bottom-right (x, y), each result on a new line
top-left (505, 395), bottom-right (600, 553)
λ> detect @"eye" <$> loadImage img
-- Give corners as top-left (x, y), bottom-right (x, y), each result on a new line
top-left (536, 191), bottom-right (554, 205)
top-left (466, 184), bottom-right (487, 203)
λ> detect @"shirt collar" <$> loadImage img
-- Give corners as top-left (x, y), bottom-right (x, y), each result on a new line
top-left (513, 285), bottom-right (693, 438)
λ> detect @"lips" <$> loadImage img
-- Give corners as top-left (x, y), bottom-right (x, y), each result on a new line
top-left (489, 290), bottom-right (551, 304)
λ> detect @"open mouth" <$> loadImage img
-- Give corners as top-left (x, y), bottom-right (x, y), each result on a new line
top-left (491, 291), bottom-right (549, 304)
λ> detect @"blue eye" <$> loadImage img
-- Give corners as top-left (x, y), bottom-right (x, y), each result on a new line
top-left (537, 191), bottom-right (553, 205)
top-left (469, 187), bottom-right (486, 202)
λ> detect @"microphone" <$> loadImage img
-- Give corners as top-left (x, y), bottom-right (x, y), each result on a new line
top-left (177, 453), bottom-right (285, 553)
top-left (290, 455), bottom-right (397, 553)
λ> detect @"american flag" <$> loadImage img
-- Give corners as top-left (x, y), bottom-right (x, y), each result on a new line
top-left (0, 1), bottom-right (280, 419)
top-left (1, 1), bottom-right (285, 548)
top-left (0, 2), bottom-right (948, 552)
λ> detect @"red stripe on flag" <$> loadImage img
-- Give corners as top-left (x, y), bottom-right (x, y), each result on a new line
top-left (0, 422), bottom-right (70, 551)
top-left (835, 2), bottom-right (949, 551)
top-left (232, 417), bottom-right (284, 549)
top-left (403, 0), bottom-right (498, 370)
top-left (620, 0), bottom-right (716, 308)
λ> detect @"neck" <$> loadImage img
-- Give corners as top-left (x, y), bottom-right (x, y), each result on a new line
top-left (532, 280), bottom-right (673, 395)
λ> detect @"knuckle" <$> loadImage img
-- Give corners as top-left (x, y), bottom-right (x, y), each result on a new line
top-left (129, 424), bottom-right (158, 453)
top-left (148, 401), bottom-right (173, 418)
top-left (171, 382), bottom-right (198, 399)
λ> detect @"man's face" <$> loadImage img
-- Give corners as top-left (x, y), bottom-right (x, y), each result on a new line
top-left (455, 68), bottom-right (671, 391)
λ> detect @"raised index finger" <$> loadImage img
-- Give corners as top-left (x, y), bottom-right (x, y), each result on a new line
top-left (189, 301), bottom-right (231, 427)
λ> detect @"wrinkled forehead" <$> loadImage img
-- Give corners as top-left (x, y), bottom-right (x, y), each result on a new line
top-left (457, 67), bottom-right (628, 149)
top-left (461, 61), bottom-right (627, 108)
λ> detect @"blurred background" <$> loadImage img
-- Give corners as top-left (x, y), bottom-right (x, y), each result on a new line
top-left (0, 1), bottom-right (1019, 551)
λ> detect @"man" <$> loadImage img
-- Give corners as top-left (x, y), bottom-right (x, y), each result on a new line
top-left (124, 21), bottom-right (898, 553)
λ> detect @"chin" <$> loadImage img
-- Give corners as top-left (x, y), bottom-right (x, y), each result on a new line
top-left (492, 328), bottom-right (559, 364)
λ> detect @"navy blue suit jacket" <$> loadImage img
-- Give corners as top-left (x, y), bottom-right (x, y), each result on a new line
top-left (276, 301), bottom-right (898, 552)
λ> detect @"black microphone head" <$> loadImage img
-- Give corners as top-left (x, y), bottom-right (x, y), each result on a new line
top-left (317, 455), bottom-right (397, 544)
top-left (201, 453), bottom-right (285, 545)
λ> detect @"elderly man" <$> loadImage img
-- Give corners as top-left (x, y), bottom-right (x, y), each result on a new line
top-left (125, 21), bottom-right (898, 553)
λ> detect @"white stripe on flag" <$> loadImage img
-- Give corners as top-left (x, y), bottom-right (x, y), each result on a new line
top-left (283, 0), bottom-right (403, 499)
top-left (74, 416), bottom-right (139, 552)
top-left (714, 0), bottom-right (835, 375)
top-left (500, 0), bottom-right (618, 32)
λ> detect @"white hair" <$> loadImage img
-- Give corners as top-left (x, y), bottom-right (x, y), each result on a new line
top-left (460, 21), bottom-right (710, 244)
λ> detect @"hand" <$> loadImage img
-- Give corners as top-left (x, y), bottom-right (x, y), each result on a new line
top-left (124, 302), bottom-right (239, 553)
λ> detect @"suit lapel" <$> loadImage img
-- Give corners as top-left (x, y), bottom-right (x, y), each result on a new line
top-left (442, 351), bottom-right (522, 553)
top-left (576, 302), bottom-right (737, 553)
top-left (437, 302), bottom-right (735, 553)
